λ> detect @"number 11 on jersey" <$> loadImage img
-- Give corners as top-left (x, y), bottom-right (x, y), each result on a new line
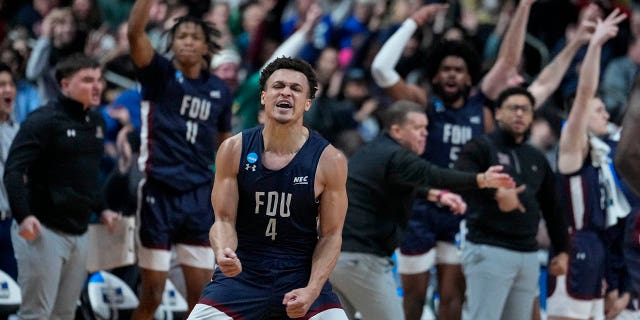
top-left (186, 120), bottom-right (198, 144)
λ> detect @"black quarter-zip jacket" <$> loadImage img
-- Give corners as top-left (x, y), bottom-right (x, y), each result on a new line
top-left (343, 133), bottom-right (480, 257)
top-left (4, 95), bottom-right (106, 235)
top-left (455, 128), bottom-right (569, 253)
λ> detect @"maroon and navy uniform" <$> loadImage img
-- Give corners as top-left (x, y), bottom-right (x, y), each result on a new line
top-left (197, 126), bottom-right (343, 318)
top-left (137, 53), bottom-right (232, 250)
top-left (549, 154), bottom-right (608, 300)
top-left (401, 93), bottom-right (486, 257)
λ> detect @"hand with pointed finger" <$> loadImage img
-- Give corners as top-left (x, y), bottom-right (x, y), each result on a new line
top-left (282, 287), bottom-right (318, 318)
top-left (439, 192), bottom-right (467, 215)
top-left (495, 184), bottom-right (527, 213)
top-left (217, 248), bottom-right (242, 277)
top-left (481, 165), bottom-right (516, 189)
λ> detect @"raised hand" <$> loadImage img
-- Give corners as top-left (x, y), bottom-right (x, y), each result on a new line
top-left (410, 3), bottom-right (448, 27)
top-left (495, 184), bottom-right (527, 213)
top-left (480, 165), bottom-right (516, 189)
top-left (300, 3), bottom-right (323, 35)
top-left (217, 247), bottom-right (242, 277)
top-left (574, 19), bottom-right (596, 45)
top-left (592, 8), bottom-right (627, 46)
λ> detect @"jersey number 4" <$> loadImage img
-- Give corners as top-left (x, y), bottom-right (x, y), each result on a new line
top-left (266, 218), bottom-right (277, 240)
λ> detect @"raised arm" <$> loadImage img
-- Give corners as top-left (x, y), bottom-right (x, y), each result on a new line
top-left (283, 145), bottom-right (348, 318)
top-left (558, 9), bottom-right (626, 174)
top-left (371, 4), bottom-right (447, 104)
top-left (209, 134), bottom-right (242, 276)
top-left (127, 0), bottom-right (156, 68)
top-left (260, 3), bottom-right (322, 72)
top-left (528, 19), bottom-right (595, 109)
top-left (481, 0), bottom-right (534, 100)
top-left (615, 77), bottom-right (640, 196)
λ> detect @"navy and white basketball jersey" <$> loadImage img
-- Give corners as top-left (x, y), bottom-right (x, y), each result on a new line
top-left (236, 126), bottom-right (329, 260)
top-left (558, 154), bottom-right (608, 233)
top-left (136, 53), bottom-right (232, 191)
top-left (422, 93), bottom-right (486, 168)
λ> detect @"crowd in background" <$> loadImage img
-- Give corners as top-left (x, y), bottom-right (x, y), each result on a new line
top-left (1, 0), bottom-right (640, 319)
top-left (0, 0), bottom-right (638, 161)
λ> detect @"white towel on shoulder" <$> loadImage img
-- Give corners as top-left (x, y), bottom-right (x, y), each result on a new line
top-left (590, 136), bottom-right (631, 227)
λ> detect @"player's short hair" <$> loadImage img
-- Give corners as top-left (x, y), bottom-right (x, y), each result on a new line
top-left (383, 100), bottom-right (425, 130)
top-left (259, 57), bottom-right (318, 99)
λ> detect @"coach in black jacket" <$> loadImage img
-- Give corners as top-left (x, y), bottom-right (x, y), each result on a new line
top-left (455, 87), bottom-right (570, 319)
top-left (4, 54), bottom-right (119, 320)
top-left (328, 100), bottom-right (515, 320)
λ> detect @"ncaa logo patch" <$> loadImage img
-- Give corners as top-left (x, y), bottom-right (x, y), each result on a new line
top-left (245, 152), bottom-right (258, 172)
top-left (247, 152), bottom-right (258, 163)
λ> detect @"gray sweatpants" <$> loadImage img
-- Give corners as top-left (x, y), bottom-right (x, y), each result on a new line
top-left (329, 252), bottom-right (404, 320)
top-left (11, 221), bottom-right (88, 320)
top-left (462, 241), bottom-right (539, 320)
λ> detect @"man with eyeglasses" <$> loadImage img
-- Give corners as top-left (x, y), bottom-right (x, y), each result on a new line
top-left (453, 86), bottom-right (570, 319)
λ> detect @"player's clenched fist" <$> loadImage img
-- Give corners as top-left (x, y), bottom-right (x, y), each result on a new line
top-left (217, 247), bottom-right (242, 277)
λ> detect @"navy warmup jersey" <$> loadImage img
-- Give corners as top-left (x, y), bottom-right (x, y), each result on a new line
top-left (422, 93), bottom-right (486, 168)
top-left (558, 154), bottom-right (608, 233)
top-left (236, 126), bottom-right (329, 261)
top-left (400, 92), bottom-right (486, 253)
top-left (136, 53), bottom-right (232, 191)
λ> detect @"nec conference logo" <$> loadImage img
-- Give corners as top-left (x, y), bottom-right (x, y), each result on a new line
top-left (293, 176), bottom-right (308, 185)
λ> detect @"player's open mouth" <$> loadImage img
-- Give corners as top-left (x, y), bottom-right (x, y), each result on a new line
top-left (276, 102), bottom-right (292, 109)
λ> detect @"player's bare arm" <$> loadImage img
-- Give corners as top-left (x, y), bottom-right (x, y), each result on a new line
top-left (370, 4), bottom-right (447, 105)
top-left (283, 145), bottom-right (348, 318)
top-left (210, 133), bottom-right (242, 277)
top-left (558, 9), bottom-right (626, 174)
top-left (127, 0), bottom-right (155, 68)
top-left (481, 0), bottom-right (534, 100)
top-left (528, 19), bottom-right (594, 109)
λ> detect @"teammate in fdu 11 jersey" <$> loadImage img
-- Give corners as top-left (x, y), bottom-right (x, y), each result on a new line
top-left (127, 0), bottom-right (232, 317)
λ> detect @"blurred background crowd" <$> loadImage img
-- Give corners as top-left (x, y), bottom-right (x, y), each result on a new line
top-left (1, 0), bottom-right (640, 319)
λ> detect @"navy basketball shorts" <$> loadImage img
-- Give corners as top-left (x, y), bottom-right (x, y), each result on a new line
top-left (137, 178), bottom-right (215, 271)
top-left (191, 255), bottom-right (345, 319)
top-left (547, 230), bottom-right (606, 318)
top-left (398, 200), bottom-right (463, 274)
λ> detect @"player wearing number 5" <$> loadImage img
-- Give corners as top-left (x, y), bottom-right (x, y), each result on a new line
top-left (188, 57), bottom-right (349, 319)
top-left (127, 0), bottom-right (232, 318)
